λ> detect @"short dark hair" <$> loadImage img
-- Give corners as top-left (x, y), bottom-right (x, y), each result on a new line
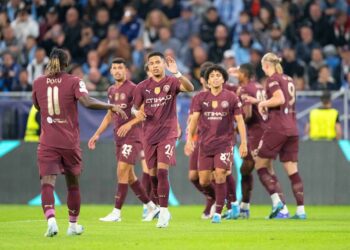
top-left (239, 63), bottom-right (255, 79)
top-left (205, 65), bottom-right (228, 82)
top-left (147, 51), bottom-right (165, 61)
top-left (200, 62), bottom-right (214, 78)
top-left (320, 90), bottom-right (331, 103)
top-left (110, 57), bottom-right (127, 67)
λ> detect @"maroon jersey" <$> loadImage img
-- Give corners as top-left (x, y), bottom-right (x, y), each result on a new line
top-left (32, 72), bottom-right (88, 149)
top-left (192, 88), bottom-right (242, 155)
top-left (107, 80), bottom-right (142, 145)
top-left (134, 75), bottom-right (181, 145)
top-left (240, 81), bottom-right (267, 131)
top-left (224, 82), bottom-right (239, 93)
top-left (265, 73), bottom-right (298, 136)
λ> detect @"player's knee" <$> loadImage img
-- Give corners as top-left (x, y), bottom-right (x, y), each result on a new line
top-left (199, 178), bottom-right (210, 187)
top-left (41, 175), bottom-right (56, 186)
top-left (188, 171), bottom-right (199, 181)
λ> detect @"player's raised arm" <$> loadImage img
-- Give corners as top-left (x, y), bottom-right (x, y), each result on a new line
top-left (165, 56), bottom-right (194, 92)
top-left (88, 110), bottom-right (113, 150)
top-left (235, 114), bottom-right (248, 158)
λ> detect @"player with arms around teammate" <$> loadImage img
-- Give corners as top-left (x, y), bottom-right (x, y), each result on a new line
top-left (32, 48), bottom-right (126, 237)
top-left (88, 58), bottom-right (159, 222)
top-left (129, 52), bottom-right (194, 228)
top-left (235, 64), bottom-right (289, 218)
top-left (255, 52), bottom-right (306, 219)
top-left (186, 65), bottom-right (248, 223)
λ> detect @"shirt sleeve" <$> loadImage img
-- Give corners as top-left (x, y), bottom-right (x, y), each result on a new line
top-left (267, 77), bottom-right (281, 95)
top-left (192, 94), bottom-right (202, 113)
top-left (133, 83), bottom-right (144, 108)
top-left (172, 76), bottom-right (181, 94)
top-left (231, 94), bottom-right (243, 116)
top-left (32, 85), bottom-right (38, 108)
top-left (73, 79), bottom-right (89, 100)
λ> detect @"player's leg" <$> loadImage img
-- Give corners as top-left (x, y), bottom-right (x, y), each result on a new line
top-left (65, 174), bottom-right (84, 235)
top-left (41, 175), bottom-right (58, 237)
top-left (128, 167), bottom-right (159, 221)
top-left (240, 159), bottom-right (254, 218)
top-left (100, 161), bottom-right (129, 222)
top-left (256, 131), bottom-right (286, 218)
top-left (225, 170), bottom-right (240, 220)
top-left (211, 167), bottom-right (227, 223)
top-left (37, 145), bottom-right (62, 237)
top-left (140, 158), bottom-right (152, 218)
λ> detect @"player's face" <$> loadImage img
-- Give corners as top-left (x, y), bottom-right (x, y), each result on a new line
top-left (261, 61), bottom-right (269, 75)
top-left (237, 69), bottom-right (246, 84)
top-left (148, 56), bottom-right (165, 78)
top-left (110, 63), bottom-right (126, 82)
top-left (208, 70), bottom-right (224, 89)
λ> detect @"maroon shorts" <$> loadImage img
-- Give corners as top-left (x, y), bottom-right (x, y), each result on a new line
top-left (189, 143), bottom-right (199, 171)
top-left (116, 141), bottom-right (143, 165)
top-left (198, 146), bottom-right (233, 171)
top-left (245, 132), bottom-right (264, 161)
top-left (37, 144), bottom-right (82, 177)
top-left (143, 138), bottom-right (177, 169)
top-left (257, 130), bottom-right (299, 162)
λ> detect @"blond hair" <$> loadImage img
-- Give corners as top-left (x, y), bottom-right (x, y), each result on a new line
top-left (45, 48), bottom-right (69, 77)
top-left (261, 52), bottom-right (283, 74)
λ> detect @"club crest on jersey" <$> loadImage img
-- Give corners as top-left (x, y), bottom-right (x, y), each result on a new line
top-left (154, 87), bottom-right (161, 95)
top-left (120, 93), bottom-right (126, 100)
top-left (221, 101), bottom-right (229, 108)
top-left (212, 101), bottom-right (218, 109)
top-left (114, 93), bottom-right (119, 101)
top-left (163, 84), bottom-right (170, 93)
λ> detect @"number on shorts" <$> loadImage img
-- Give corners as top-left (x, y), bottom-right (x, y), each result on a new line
top-left (47, 86), bottom-right (60, 116)
top-left (122, 144), bottom-right (133, 158)
top-left (165, 144), bottom-right (174, 159)
top-left (288, 82), bottom-right (296, 106)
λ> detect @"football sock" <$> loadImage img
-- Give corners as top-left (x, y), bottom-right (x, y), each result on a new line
top-left (191, 178), bottom-right (204, 193)
top-left (157, 169), bottom-right (169, 208)
top-left (114, 183), bottom-right (128, 209)
top-left (215, 183), bottom-right (227, 214)
top-left (150, 176), bottom-right (159, 205)
top-left (289, 172), bottom-right (304, 206)
top-left (241, 174), bottom-right (253, 203)
top-left (226, 174), bottom-right (237, 208)
top-left (203, 197), bottom-right (215, 215)
top-left (272, 174), bottom-right (286, 204)
top-left (41, 183), bottom-right (55, 220)
top-left (141, 172), bottom-right (152, 196)
top-left (257, 168), bottom-right (277, 195)
top-left (130, 179), bottom-right (150, 204)
top-left (67, 186), bottom-right (80, 223)
top-left (201, 183), bottom-right (216, 200)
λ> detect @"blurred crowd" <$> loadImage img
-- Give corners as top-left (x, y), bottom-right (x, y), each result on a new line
top-left (1, 0), bottom-right (350, 92)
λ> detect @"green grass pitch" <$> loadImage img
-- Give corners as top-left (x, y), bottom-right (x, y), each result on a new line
top-left (0, 205), bottom-right (350, 250)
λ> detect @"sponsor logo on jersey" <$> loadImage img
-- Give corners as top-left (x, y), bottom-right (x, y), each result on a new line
top-left (203, 102), bottom-right (209, 107)
top-left (221, 100), bottom-right (229, 108)
top-left (204, 111), bottom-right (228, 120)
top-left (145, 95), bottom-right (172, 107)
top-left (114, 93), bottom-right (119, 101)
top-left (120, 93), bottom-right (126, 100)
top-left (212, 101), bottom-right (218, 109)
top-left (145, 89), bottom-right (151, 94)
top-left (79, 81), bottom-right (88, 93)
top-left (154, 87), bottom-right (161, 95)
top-left (269, 81), bottom-right (279, 88)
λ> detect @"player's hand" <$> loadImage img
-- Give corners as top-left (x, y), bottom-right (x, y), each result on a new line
top-left (135, 109), bottom-right (147, 121)
top-left (88, 134), bottom-right (99, 150)
top-left (239, 142), bottom-right (248, 158)
top-left (117, 123), bottom-right (132, 137)
top-left (184, 140), bottom-right (195, 156)
top-left (165, 56), bottom-right (178, 74)
top-left (243, 95), bottom-right (259, 104)
top-left (111, 105), bottom-right (128, 119)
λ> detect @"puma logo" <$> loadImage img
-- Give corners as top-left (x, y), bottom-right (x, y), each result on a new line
top-left (203, 102), bottom-right (209, 107)
top-left (145, 89), bottom-right (151, 94)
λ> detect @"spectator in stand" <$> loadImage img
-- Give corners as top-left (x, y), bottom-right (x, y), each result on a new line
top-left (308, 47), bottom-right (327, 88)
top-left (232, 11), bottom-right (253, 43)
top-left (190, 46), bottom-right (208, 90)
top-left (253, 6), bottom-right (275, 46)
top-left (220, 50), bottom-right (238, 83)
top-left (20, 35), bottom-right (37, 66)
top-left (5, 0), bottom-right (21, 22)
top-left (160, 0), bottom-right (181, 20)
top-left (213, 0), bottom-right (243, 29)
top-left (191, 0), bottom-right (211, 19)
top-left (323, 45), bottom-right (342, 87)
top-left (320, 0), bottom-right (347, 22)
top-left (119, 5), bottom-right (144, 45)
top-left (27, 47), bottom-right (49, 84)
top-left (0, 10), bottom-right (10, 30)
top-left (308, 2), bottom-right (334, 46)
top-left (172, 4), bottom-right (200, 46)
top-left (30, 0), bottom-right (48, 22)
top-left (282, 46), bottom-right (306, 90)
top-left (295, 24), bottom-right (320, 64)
top-left (340, 46), bottom-right (350, 86)
top-left (250, 48), bottom-right (265, 81)
top-left (56, 0), bottom-right (83, 24)
top-left (68, 63), bottom-right (84, 79)
top-left (244, 0), bottom-right (274, 18)
top-left (77, 24), bottom-right (99, 63)
top-left (312, 65), bottom-right (338, 90)
top-left (208, 24), bottom-right (232, 63)
top-left (38, 6), bottom-right (59, 42)
top-left (199, 6), bottom-right (223, 44)
top-left (132, 0), bottom-right (159, 20)
top-left (284, 2), bottom-right (304, 46)
top-left (85, 67), bottom-right (110, 91)
top-left (274, 3), bottom-right (290, 32)
top-left (0, 25), bottom-right (20, 56)
top-left (97, 24), bottom-right (131, 64)
top-left (264, 22), bottom-right (290, 55)
top-left (180, 34), bottom-right (209, 68)
top-left (102, 0), bottom-right (125, 23)
top-left (333, 11), bottom-right (350, 48)
top-left (82, 50), bottom-right (109, 77)
top-left (10, 2), bottom-right (39, 46)
top-left (142, 9), bottom-right (170, 49)
top-left (0, 51), bottom-right (20, 92)
top-left (153, 26), bottom-right (181, 56)
top-left (62, 7), bottom-right (82, 61)
top-left (93, 7), bottom-right (110, 41)
top-left (232, 29), bottom-right (263, 65)
top-left (84, 0), bottom-right (100, 22)
top-left (12, 69), bottom-right (32, 92)
top-left (39, 24), bottom-right (65, 55)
